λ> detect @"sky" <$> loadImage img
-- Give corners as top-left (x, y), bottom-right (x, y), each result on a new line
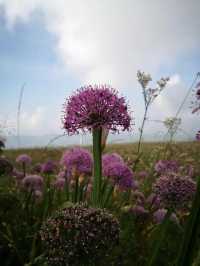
top-left (0, 0), bottom-right (200, 143)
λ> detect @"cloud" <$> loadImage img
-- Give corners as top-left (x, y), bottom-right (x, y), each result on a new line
top-left (0, 0), bottom-right (199, 88)
top-left (0, 0), bottom-right (199, 139)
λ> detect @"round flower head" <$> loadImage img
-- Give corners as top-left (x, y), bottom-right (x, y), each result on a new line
top-left (40, 204), bottom-right (119, 265)
top-left (60, 147), bottom-right (93, 177)
top-left (154, 160), bottom-right (179, 175)
top-left (102, 153), bottom-right (124, 169)
top-left (22, 174), bottom-right (43, 191)
top-left (53, 177), bottom-right (65, 191)
top-left (41, 160), bottom-right (57, 175)
top-left (153, 173), bottom-right (196, 209)
top-left (103, 161), bottom-right (136, 190)
top-left (16, 154), bottom-right (32, 164)
top-left (62, 85), bottom-right (132, 134)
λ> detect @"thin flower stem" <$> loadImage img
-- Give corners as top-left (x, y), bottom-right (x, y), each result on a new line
top-left (137, 105), bottom-right (148, 155)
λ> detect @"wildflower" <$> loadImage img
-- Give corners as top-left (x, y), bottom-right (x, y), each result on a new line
top-left (153, 209), bottom-right (179, 224)
top-left (53, 177), bottom-right (65, 191)
top-left (102, 153), bottom-right (124, 170)
top-left (153, 173), bottom-right (196, 209)
top-left (16, 154), bottom-right (32, 164)
top-left (103, 161), bottom-right (137, 191)
top-left (22, 175), bottom-right (43, 191)
top-left (40, 204), bottom-right (119, 265)
top-left (62, 85), bottom-right (131, 134)
top-left (12, 168), bottom-right (24, 180)
top-left (41, 160), bottom-right (57, 175)
top-left (154, 160), bottom-right (179, 174)
top-left (60, 147), bottom-right (93, 177)
top-left (131, 205), bottom-right (149, 220)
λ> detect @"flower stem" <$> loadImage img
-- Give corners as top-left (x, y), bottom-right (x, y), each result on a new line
top-left (137, 105), bottom-right (148, 155)
top-left (92, 128), bottom-right (102, 206)
top-left (176, 176), bottom-right (200, 266)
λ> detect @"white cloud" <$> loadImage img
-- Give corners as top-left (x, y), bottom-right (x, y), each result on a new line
top-left (0, 0), bottom-right (199, 138)
top-left (0, 0), bottom-right (199, 88)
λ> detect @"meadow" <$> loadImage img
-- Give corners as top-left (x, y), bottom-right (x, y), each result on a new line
top-left (1, 77), bottom-right (200, 266)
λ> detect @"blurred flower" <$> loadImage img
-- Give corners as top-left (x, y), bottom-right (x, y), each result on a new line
top-left (102, 153), bottom-right (124, 170)
top-left (22, 174), bottom-right (43, 191)
top-left (153, 173), bottom-right (196, 209)
top-left (62, 85), bottom-right (131, 134)
top-left (53, 177), bottom-right (65, 191)
top-left (32, 163), bottom-right (42, 174)
top-left (0, 157), bottom-right (13, 176)
top-left (16, 154), bottom-right (32, 165)
top-left (146, 193), bottom-right (161, 209)
top-left (60, 147), bottom-right (93, 177)
top-left (131, 205), bottom-right (149, 220)
top-left (153, 208), bottom-right (179, 224)
top-left (154, 160), bottom-right (179, 174)
top-left (196, 130), bottom-right (200, 141)
top-left (12, 168), bottom-right (24, 181)
top-left (41, 160), bottom-right (57, 175)
top-left (103, 161), bottom-right (137, 191)
top-left (40, 204), bottom-right (119, 265)
top-left (138, 170), bottom-right (149, 179)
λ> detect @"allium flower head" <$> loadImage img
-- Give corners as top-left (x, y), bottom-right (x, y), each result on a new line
top-left (60, 147), bottom-right (93, 177)
top-left (153, 173), bottom-right (196, 209)
top-left (41, 160), bottom-right (57, 175)
top-left (154, 160), bottom-right (179, 174)
top-left (103, 161), bottom-right (136, 190)
top-left (53, 177), bottom-right (65, 190)
top-left (102, 153), bottom-right (124, 168)
top-left (131, 205), bottom-right (149, 220)
top-left (16, 154), bottom-right (32, 164)
top-left (40, 204), bottom-right (119, 265)
top-left (153, 208), bottom-right (179, 224)
top-left (62, 85), bottom-right (132, 134)
top-left (22, 174), bottom-right (43, 191)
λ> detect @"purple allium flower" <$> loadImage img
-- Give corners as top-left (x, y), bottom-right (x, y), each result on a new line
top-left (53, 177), bottom-right (65, 191)
top-left (196, 130), bottom-right (200, 141)
top-left (60, 148), bottom-right (93, 177)
top-left (40, 204), bottom-right (119, 265)
top-left (103, 161), bottom-right (136, 190)
top-left (131, 205), bottom-right (149, 220)
top-left (154, 160), bottom-right (179, 174)
top-left (138, 170), bottom-right (149, 179)
top-left (102, 153), bottom-right (124, 169)
top-left (16, 154), bottom-right (32, 164)
top-left (41, 160), bottom-right (57, 175)
top-left (62, 85), bottom-right (132, 134)
top-left (153, 173), bottom-right (196, 209)
top-left (12, 168), bottom-right (24, 180)
top-left (153, 209), bottom-right (179, 224)
top-left (32, 163), bottom-right (42, 174)
top-left (22, 175), bottom-right (43, 191)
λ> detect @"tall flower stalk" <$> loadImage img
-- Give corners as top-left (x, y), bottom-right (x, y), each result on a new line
top-left (62, 85), bottom-right (131, 206)
top-left (137, 71), bottom-right (169, 155)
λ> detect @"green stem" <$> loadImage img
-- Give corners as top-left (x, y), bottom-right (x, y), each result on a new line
top-left (176, 176), bottom-right (200, 266)
top-left (148, 209), bottom-right (172, 266)
top-left (92, 128), bottom-right (102, 206)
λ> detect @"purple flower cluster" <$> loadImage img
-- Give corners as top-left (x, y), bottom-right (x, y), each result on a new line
top-left (53, 177), bottom-right (65, 191)
top-left (154, 160), bottom-right (179, 174)
top-left (153, 208), bottom-right (179, 224)
top-left (22, 174), bottom-right (43, 191)
top-left (62, 85), bottom-right (132, 134)
top-left (102, 155), bottom-right (137, 191)
top-left (16, 154), bottom-right (32, 165)
top-left (41, 160), bottom-right (57, 175)
top-left (40, 204), bottom-right (119, 265)
top-left (60, 147), bottom-right (93, 177)
top-left (153, 173), bottom-right (196, 209)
